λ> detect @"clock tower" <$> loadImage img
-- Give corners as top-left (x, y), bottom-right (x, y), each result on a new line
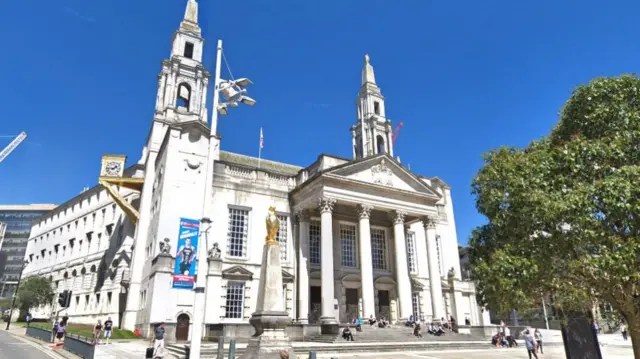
top-left (122, 0), bottom-right (211, 330)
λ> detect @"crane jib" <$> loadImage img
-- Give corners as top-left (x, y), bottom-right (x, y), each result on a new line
top-left (0, 131), bottom-right (27, 163)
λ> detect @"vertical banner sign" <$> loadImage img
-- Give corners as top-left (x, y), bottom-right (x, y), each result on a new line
top-left (173, 218), bottom-right (200, 289)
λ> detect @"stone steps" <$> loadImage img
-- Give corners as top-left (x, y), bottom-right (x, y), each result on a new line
top-left (168, 341), bottom-right (565, 359)
top-left (305, 325), bottom-right (482, 344)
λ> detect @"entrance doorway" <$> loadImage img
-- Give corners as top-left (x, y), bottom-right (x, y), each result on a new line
top-left (175, 314), bottom-right (190, 341)
top-left (345, 288), bottom-right (358, 322)
top-left (310, 286), bottom-right (322, 323)
top-left (377, 290), bottom-right (390, 320)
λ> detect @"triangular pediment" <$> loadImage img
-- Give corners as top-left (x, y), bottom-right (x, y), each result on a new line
top-left (326, 155), bottom-right (440, 197)
top-left (222, 265), bottom-right (254, 280)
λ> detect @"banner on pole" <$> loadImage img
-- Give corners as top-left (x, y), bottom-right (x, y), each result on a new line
top-left (172, 218), bottom-right (200, 290)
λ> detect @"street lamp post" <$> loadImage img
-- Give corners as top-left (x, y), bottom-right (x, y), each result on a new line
top-left (189, 39), bottom-right (255, 359)
top-left (6, 260), bottom-right (29, 330)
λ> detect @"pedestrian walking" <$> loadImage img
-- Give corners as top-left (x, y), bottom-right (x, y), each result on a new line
top-left (534, 328), bottom-right (543, 354)
top-left (103, 317), bottom-right (113, 344)
top-left (523, 330), bottom-right (539, 359)
top-left (92, 320), bottom-right (103, 345)
top-left (621, 323), bottom-right (628, 341)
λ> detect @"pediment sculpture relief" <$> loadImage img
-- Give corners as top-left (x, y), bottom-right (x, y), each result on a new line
top-left (371, 159), bottom-right (394, 187)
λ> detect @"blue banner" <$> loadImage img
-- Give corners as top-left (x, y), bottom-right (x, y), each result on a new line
top-left (172, 218), bottom-right (200, 290)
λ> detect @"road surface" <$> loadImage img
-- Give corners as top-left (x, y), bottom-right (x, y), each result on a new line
top-left (0, 329), bottom-right (56, 359)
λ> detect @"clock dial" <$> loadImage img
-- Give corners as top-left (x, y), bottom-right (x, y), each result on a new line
top-left (104, 161), bottom-right (122, 176)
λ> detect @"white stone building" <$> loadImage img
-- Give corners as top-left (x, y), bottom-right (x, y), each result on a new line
top-left (22, 0), bottom-right (488, 340)
top-left (21, 175), bottom-right (141, 325)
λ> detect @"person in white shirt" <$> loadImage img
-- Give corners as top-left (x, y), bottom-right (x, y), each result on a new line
top-left (504, 326), bottom-right (517, 347)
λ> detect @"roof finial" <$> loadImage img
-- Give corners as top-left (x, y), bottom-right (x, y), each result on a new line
top-left (365, 54), bottom-right (370, 64)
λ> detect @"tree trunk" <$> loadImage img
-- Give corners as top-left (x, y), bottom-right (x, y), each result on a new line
top-left (628, 318), bottom-right (640, 359)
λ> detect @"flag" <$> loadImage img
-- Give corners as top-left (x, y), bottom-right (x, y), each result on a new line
top-left (260, 128), bottom-right (264, 149)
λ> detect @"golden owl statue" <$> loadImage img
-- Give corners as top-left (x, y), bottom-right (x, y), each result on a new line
top-left (265, 206), bottom-right (280, 245)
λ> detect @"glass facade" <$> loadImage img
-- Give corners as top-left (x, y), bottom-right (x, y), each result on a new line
top-left (0, 208), bottom-right (53, 298)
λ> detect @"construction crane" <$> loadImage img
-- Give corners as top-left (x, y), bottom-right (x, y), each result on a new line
top-left (0, 132), bottom-right (27, 164)
top-left (392, 122), bottom-right (404, 145)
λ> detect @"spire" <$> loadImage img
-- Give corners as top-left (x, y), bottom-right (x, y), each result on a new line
top-left (180, 0), bottom-right (200, 33)
top-left (361, 54), bottom-right (377, 85)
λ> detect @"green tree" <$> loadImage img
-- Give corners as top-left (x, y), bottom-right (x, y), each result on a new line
top-left (469, 75), bottom-right (640, 358)
top-left (16, 276), bottom-right (54, 313)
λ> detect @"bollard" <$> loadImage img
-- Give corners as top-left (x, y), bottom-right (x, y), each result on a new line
top-left (308, 351), bottom-right (317, 359)
top-left (229, 339), bottom-right (236, 359)
top-left (216, 336), bottom-right (224, 359)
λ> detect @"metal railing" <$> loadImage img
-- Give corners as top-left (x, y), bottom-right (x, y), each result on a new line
top-left (63, 333), bottom-right (95, 359)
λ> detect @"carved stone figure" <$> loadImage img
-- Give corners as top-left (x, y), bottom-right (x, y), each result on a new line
top-left (208, 242), bottom-right (221, 259)
top-left (371, 159), bottom-right (394, 186)
top-left (265, 206), bottom-right (280, 245)
top-left (159, 238), bottom-right (171, 255)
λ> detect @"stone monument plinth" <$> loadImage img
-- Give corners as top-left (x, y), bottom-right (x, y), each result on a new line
top-left (241, 207), bottom-right (295, 359)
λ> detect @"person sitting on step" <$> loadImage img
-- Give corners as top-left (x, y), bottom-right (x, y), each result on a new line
top-left (368, 315), bottom-right (377, 326)
top-left (413, 323), bottom-right (423, 338)
top-left (342, 326), bottom-right (354, 341)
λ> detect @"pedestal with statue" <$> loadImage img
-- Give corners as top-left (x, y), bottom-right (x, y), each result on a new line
top-left (241, 206), bottom-right (296, 359)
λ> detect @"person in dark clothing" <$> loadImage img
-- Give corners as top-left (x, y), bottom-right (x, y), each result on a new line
top-left (342, 326), bottom-right (354, 341)
top-left (103, 317), bottom-right (114, 344)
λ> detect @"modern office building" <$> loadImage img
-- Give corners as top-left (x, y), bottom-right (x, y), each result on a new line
top-left (0, 205), bottom-right (56, 298)
top-left (22, 0), bottom-right (489, 341)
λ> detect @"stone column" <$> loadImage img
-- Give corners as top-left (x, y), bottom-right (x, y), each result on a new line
top-left (318, 198), bottom-right (337, 326)
top-left (356, 204), bottom-right (375, 319)
top-left (423, 217), bottom-right (445, 321)
top-left (295, 210), bottom-right (310, 324)
top-left (391, 210), bottom-right (412, 320)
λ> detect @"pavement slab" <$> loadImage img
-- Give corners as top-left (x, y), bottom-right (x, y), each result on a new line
top-left (315, 345), bottom-right (634, 359)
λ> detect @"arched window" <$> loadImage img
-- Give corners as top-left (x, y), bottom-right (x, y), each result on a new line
top-left (176, 83), bottom-right (191, 110)
top-left (376, 135), bottom-right (386, 154)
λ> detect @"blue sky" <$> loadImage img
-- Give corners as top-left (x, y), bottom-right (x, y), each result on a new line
top-left (1, 0), bottom-right (638, 245)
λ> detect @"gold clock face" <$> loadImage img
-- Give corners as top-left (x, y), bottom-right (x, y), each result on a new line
top-left (104, 161), bottom-right (122, 176)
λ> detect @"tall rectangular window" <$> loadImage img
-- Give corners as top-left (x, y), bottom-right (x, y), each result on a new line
top-left (412, 292), bottom-right (420, 320)
top-left (406, 231), bottom-right (417, 273)
top-left (227, 208), bottom-right (249, 258)
top-left (371, 228), bottom-right (387, 270)
top-left (309, 220), bottom-right (321, 265)
top-left (374, 101), bottom-right (380, 115)
top-left (276, 215), bottom-right (288, 262)
top-left (184, 42), bottom-right (194, 59)
top-left (340, 224), bottom-right (357, 268)
top-left (225, 282), bottom-right (245, 319)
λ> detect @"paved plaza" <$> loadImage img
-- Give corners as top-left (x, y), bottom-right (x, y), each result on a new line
top-left (317, 346), bottom-right (634, 359)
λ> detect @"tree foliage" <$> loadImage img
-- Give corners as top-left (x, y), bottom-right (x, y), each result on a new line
top-left (469, 75), bottom-right (640, 355)
top-left (16, 276), bottom-right (54, 312)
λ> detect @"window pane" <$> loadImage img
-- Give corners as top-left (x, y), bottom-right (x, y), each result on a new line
top-left (309, 221), bottom-right (321, 265)
top-left (227, 208), bottom-right (249, 258)
top-left (371, 228), bottom-right (387, 270)
top-left (340, 224), bottom-right (357, 268)
top-left (406, 232), bottom-right (417, 273)
top-left (225, 282), bottom-right (245, 319)
top-left (276, 215), bottom-right (288, 262)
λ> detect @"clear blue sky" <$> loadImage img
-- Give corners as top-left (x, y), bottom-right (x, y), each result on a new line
top-left (1, 0), bottom-right (638, 245)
